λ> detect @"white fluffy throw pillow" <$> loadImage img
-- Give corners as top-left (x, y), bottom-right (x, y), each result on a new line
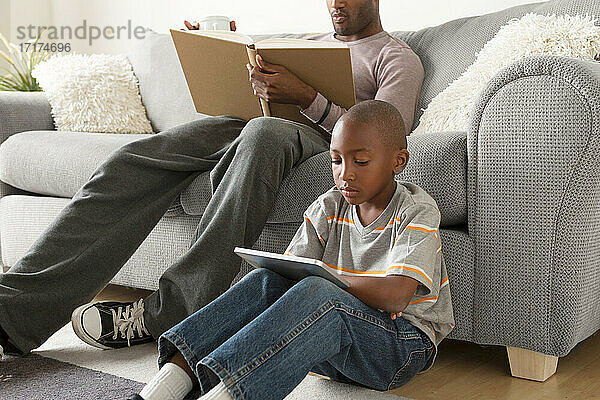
top-left (413, 13), bottom-right (600, 134)
top-left (32, 53), bottom-right (153, 134)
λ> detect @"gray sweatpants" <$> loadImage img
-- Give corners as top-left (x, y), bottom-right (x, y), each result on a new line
top-left (0, 115), bottom-right (330, 353)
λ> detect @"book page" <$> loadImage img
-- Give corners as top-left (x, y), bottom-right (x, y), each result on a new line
top-left (257, 37), bottom-right (349, 49)
top-left (184, 30), bottom-right (253, 45)
top-left (246, 45), bottom-right (271, 117)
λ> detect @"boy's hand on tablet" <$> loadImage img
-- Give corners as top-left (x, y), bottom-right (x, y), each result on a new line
top-left (390, 311), bottom-right (402, 320)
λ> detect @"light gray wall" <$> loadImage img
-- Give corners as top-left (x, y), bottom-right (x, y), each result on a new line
top-left (117, 0), bottom-right (544, 34)
top-left (0, 0), bottom-right (9, 39)
top-left (0, 0), bottom-right (9, 76)
top-left (1, 0), bottom-right (547, 56)
top-left (31, 0), bottom-right (546, 55)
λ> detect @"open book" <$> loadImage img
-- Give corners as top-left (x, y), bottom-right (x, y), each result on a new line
top-left (170, 29), bottom-right (356, 134)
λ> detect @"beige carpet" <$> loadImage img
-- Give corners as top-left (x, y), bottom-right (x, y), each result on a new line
top-left (34, 323), bottom-right (411, 399)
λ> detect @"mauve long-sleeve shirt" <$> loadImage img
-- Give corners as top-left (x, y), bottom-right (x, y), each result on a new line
top-left (301, 31), bottom-right (424, 135)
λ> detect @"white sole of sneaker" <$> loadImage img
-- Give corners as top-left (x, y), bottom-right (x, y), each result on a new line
top-left (71, 304), bottom-right (112, 350)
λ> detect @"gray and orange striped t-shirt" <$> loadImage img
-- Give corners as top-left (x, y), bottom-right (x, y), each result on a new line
top-left (284, 181), bottom-right (455, 372)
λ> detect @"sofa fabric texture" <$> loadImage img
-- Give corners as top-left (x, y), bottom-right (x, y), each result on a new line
top-left (468, 54), bottom-right (600, 356)
top-left (0, 92), bottom-right (54, 199)
top-left (0, 130), bottom-right (154, 197)
top-left (0, 195), bottom-right (200, 290)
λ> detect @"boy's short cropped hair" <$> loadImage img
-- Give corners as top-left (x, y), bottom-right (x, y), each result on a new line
top-left (338, 100), bottom-right (407, 152)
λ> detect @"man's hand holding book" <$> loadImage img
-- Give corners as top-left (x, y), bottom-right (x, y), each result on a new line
top-left (246, 54), bottom-right (317, 109)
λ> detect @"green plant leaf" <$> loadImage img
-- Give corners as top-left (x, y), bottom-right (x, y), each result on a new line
top-left (0, 30), bottom-right (48, 91)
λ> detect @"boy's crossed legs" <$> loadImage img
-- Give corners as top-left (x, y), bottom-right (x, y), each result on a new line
top-left (0, 115), bottom-right (330, 355)
top-left (140, 268), bottom-right (434, 400)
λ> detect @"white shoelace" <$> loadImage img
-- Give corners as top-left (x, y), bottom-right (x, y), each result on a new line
top-left (0, 343), bottom-right (4, 359)
top-left (111, 299), bottom-right (150, 346)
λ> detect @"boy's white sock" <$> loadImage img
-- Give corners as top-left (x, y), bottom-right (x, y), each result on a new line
top-left (139, 362), bottom-right (193, 400)
top-left (200, 381), bottom-right (234, 400)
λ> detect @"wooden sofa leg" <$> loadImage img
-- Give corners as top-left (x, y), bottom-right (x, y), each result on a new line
top-left (506, 346), bottom-right (558, 381)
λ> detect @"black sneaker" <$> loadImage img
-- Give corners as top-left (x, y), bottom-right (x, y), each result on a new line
top-left (71, 299), bottom-right (154, 349)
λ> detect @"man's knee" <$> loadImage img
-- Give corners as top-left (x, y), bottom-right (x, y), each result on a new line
top-left (240, 117), bottom-right (297, 152)
top-left (244, 116), bottom-right (289, 133)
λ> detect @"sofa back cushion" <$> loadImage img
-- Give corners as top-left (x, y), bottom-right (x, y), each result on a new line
top-left (391, 0), bottom-right (600, 129)
top-left (126, 31), bottom-right (209, 133)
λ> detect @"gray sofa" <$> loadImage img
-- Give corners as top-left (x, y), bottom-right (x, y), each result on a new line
top-left (0, 0), bottom-right (598, 382)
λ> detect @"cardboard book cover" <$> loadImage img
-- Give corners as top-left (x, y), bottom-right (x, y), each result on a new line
top-left (170, 29), bottom-right (356, 133)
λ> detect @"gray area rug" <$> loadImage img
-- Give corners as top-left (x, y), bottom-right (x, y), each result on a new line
top-left (0, 354), bottom-right (144, 400)
top-left (1, 324), bottom-right (411, 400)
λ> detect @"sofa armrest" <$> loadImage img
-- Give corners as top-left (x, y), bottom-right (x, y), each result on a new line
top-left (468, 55), bottom-right (600, 357)
top-left (0, 92), bottom-right (54, 266)
top-left (0, 91), bottom-right (54, 143)
top-left (400, 131), bottom-right (467, 226)
top-left (0, 92), bottom-right (54, 199)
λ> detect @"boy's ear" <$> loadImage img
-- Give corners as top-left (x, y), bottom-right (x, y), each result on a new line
top-left (393, 149), bottom-right (409, 174)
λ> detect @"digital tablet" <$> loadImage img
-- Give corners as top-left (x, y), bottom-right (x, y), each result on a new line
top-left (234, 247), bottom-right (350, 289)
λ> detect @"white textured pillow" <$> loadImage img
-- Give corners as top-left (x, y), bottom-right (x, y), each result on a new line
top-left (32, 53), bottom-right (153, 134)
top-left (413, 13), bottom-right (600, 134)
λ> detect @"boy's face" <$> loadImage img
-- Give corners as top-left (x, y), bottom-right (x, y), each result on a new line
top-left (330, 119), bottom-right (408, 208)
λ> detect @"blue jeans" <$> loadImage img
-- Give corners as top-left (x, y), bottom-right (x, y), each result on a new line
top-left (158, 268), bottom-right (435, 400)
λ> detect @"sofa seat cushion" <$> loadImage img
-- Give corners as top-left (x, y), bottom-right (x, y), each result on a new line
top-left (0, 130), bottom-right (154, 197)
top-left (0, 194), bottom-right (201, 290)
top-left (180, 131), bottom-right (468, 227)
top-left (0, 129), bottom-right (190, 217)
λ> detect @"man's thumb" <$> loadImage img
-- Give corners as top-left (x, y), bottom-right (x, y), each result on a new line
top-left (256, 55), bottom-right (277, 73)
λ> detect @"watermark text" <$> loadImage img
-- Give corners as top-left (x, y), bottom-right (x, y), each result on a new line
top-left (16, 20), bottom-right (147, 46)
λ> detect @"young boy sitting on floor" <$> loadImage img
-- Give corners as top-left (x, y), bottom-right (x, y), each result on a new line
top-left (128, 100), bottom-right (455, 400)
